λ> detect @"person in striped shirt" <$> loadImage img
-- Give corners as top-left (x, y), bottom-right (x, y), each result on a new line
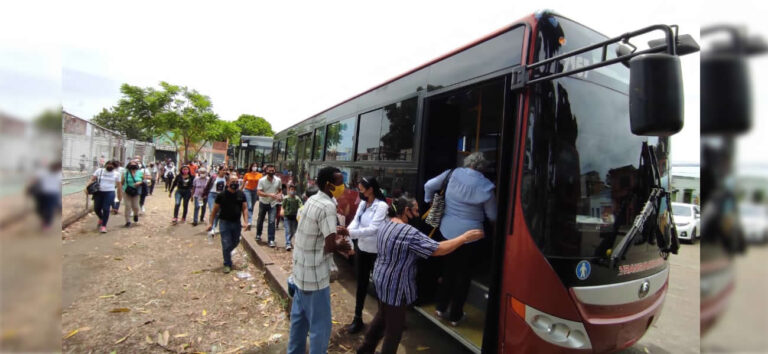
top-left (288, 166), bottom-right (352, 354)
top-left (357, 196), bottom-right (483, 354)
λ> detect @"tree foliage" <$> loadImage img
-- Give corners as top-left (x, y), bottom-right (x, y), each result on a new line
top-left (234, 114), bottom-right (274, 137)
top-left (92, 81), bottom-right (245, 161)
top-left (34, 107), bottom-right (62, 134)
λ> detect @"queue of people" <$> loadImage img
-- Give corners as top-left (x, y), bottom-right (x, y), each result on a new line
top-left (81, 151), bottom-right (496, 354)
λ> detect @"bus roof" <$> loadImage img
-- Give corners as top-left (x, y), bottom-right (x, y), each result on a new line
top-left (276, 12), bottom-right (538, 135)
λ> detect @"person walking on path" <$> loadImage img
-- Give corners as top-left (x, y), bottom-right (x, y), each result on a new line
top-left (122, 160), bottom-right (144, 227)
top-left (255, 164), bottom-right (281, 247)
top-left (163, 162), bottom-right (175, 192)
top-left (281, 184), bottom-right (302, 251)
top-left (138, 162), bottom-right (153, 214)
top-left (30, 161), bottom-right (62, 231)
top-left (148, 162), bottom-right (158, 196)
top-left (206, 167), bottom-right (229, 237)
top-left (241, 162), bottom-right (262, 226)
top-left (356, 197), bottom-right (483, 354)
top-left (192, 168), bottom-right (210, 226)
top-left (112, 160), bottom-right (124, 215)
top-left (87, 160), bottom-right (122, 233)
top-left (206, 175), bottom-right (249, 274)
top-left (336, 176), bottom-right (388, 334)
top-left (287, 166), bottom-right (352, 354)
top-left (169, 165), bottom-right (195, 224)
top-left (424, 151), bottom-right (498, 326)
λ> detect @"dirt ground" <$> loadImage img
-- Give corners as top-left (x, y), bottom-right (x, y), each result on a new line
top-left (62, 193), bottom-right (290, 353)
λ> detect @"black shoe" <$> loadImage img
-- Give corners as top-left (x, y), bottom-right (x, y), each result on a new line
top-left (346, 317), bottom-right (364, 334)
top-left (124, 222), bottom-right (131, 228)
top-left (192, 222), bottom-right (198, 226)
top-left (133, 215), bottom-right (138, 223)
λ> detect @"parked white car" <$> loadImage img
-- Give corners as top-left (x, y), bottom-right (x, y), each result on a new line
top-left (739, 203), bottom-right (768, 244)
top-left (672, 202), bottom-right (700, 243)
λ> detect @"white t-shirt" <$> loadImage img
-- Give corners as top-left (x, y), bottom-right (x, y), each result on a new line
top-left (37, 170), bottom-right (62, 194)
top-left (257, 176), bottom-right (282, 206)
top-left (92, 168), bottom-right (121, 192)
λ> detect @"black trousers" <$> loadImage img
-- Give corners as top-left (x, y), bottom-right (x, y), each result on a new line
top-left (435, 239), bottom-right (480, 322)
top-left (358, 301), bottom-right (407, 354)
top-left (173, 189), bottom-right (192, 219)
top-left (354, 250), bottom-right (377, 319)
top-left (139, 184), bottom-right (149, 207)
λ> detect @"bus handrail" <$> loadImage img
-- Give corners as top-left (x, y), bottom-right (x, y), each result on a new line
top-left (513, 24), bottom-right (681, 89)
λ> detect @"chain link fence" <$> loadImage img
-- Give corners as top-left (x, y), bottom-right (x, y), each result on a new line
top-left (61, 112), bottom-right (156, 226)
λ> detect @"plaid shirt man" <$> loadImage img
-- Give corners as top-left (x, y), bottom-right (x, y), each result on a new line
top-left (292, 191), bottom-right (337, 291)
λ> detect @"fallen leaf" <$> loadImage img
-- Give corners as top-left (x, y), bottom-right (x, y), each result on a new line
top-left (181, 343), bottom-right (190, 350)
top-left (332, 321), bottom-right (340, 324)
top-left (174, 333), bottom-right (189, 338)
top-left (63, 328), bottom-right (81, 339)
top-left (110, 308), bottom-right (131, 313)
top-left (339, 344), bottom-right (350, 351)
top-left (99, 294), bottom-right (116, 299)
top-left (269, 333), bottom-right (283, 342)
top-left (202, 309), bottom-right (207, 316)
top-left (224, 346), bottom-right (245, 354)
top-left (417, 345), bottom-right (430, 351)
top-left (114, 257), bottom-right (123, 261)
top-left (263, 322), bottom-right (269, 327)
top-left (162, 330), bottom-right (170, 346)
top-left (145, 335), bottom-right (154, 344)
top-left (115, 332), bottom-right (132, 344)
top-left (110, 351), bottom-right (116, 354)
top-left (191, 270), bottom-right (203, 274)
top-left (161, 290), bottom-right (166, 295)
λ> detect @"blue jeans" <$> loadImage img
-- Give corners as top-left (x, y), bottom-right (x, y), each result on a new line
top-left (288, 286), bottom-right (332, 354)
top-left (256, 202), bottom-right (276, 241)
top-left (207, 192), bottom-right (220, 229)
top-left (243, 189), bottom-right (259, 224)
top-left (284, 216), bottom-right (297, 247)
top-left (193, 196), bottom-right (207, 223)
top-left (93, 190), bottom-right (115, 226)
top-left (219, 220), bottom-right (241, 267)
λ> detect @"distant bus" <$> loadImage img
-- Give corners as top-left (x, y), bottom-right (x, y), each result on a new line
top-left (271, 10), bottom-right (693, 353)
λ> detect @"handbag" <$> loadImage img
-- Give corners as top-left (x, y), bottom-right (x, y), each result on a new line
top-left (424, 168), bottom-right (455, 229)
top-left (124, 171), bottom-right (139, 196)
top-left (86, 170), bottom-right (102, 195)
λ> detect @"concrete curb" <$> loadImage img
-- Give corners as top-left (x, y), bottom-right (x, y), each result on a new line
top-left (239, 234), bottom-right (291, 310)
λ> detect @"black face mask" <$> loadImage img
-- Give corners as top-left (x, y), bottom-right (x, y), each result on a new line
top-left (229, 182), bottom-right (239, 190)
top-left (267, 172), bottom-right (275, 177)
top-left (106, 166), bottom-right (114, 171)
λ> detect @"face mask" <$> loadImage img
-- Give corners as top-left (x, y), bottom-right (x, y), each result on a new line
top-left (106, 166), bottom-right (114, 171)
top-left (252, 167), bottom-right (258, 172)
top-left (229, 182), bottom-right (239, 190)
top-left (267, 172), bottom-right (275, 177)
top-left (359, 192), bottom-right (367, 201)
top-left (289, 191), bottom-right (295, 196)
top-left (330, 183), bottom-right (345, 198)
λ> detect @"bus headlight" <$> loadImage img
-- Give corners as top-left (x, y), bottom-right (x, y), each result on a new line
top-left (512, 297), bottom-right (593, 350)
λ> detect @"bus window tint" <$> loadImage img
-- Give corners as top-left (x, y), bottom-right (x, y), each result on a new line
top-left (357, 109), bottom-right (384, 161)
top-left (285, 135), bottom-right (297, 162)
top-left (325, 117), bottom-right (356, 161)
top-left (277, 140), bottom-right (285, 162)
top-left (313, 126), bottom-right (326, 161)
top-left (381, 97), bottom-right (417, 161)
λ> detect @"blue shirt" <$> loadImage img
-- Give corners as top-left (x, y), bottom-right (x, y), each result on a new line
top-left (373, 220), bottom-right (439, 306)
top-left (424, 168), bottom-right (497, 240)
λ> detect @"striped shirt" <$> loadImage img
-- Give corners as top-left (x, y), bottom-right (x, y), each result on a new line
top-left (373, 220), bottom-right (439, 306)
top-left (291, 192), bottom-right (338, 291)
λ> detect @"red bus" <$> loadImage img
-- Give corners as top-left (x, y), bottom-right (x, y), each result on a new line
top-left (271, 10), bottom-right (695, 353)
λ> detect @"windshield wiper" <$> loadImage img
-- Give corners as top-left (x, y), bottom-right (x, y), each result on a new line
top-left (610, 188), bottom-right (663, 267)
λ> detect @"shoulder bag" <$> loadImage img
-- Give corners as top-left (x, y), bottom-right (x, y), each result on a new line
top-left (424, 168), bottom-right (455, 229)
top-left (86, 170), bottom-right (103, 195)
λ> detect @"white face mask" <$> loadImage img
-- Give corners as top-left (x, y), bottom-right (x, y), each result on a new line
top-left (252, 167), bottom-right (258, 172)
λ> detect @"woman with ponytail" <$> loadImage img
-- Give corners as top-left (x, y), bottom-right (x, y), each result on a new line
top-left (356, 196), bottom-right (483, 354)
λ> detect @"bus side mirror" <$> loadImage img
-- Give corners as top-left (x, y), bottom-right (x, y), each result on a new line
top-left (701, 55), bottom-right (751, 135)
top-left (629, 53), bottom-right (684, 136)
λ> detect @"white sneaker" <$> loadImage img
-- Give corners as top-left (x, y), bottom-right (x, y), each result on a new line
top-left (141, 206), bottom-right (146, 214)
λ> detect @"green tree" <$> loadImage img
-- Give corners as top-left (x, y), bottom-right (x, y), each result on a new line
top-left (234, 114), bottom-right (274, 136)
top-left (34, 107), bottom-right (62, 133)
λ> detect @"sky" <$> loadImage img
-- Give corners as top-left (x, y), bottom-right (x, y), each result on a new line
top-left (0, 0), bottom-right (745, 165)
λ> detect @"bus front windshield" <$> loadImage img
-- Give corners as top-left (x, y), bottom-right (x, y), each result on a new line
top-left (521, 14), bottom-right (671, 270)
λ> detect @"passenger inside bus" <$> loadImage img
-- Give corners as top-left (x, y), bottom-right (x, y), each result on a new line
top-left (424, 152), bottom-right (497, 326)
